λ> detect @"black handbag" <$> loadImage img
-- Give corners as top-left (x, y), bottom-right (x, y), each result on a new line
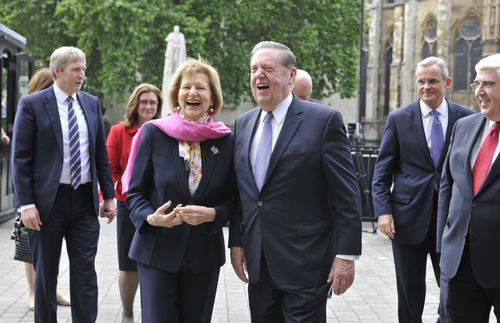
top-left (10, 215), bottom-right (33, 263)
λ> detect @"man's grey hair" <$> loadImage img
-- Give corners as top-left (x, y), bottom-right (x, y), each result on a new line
top-left (416, 56), bottom-right (449, 79)
top-left (49, 46), bottom-right (86, 78)
top-left (475, 53), bottom-right (500, 77)
top-left (251, 41), bottom-right (296, 70)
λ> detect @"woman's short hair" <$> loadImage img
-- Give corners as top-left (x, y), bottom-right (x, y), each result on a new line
top-left (123, 83), bottom-right (163, 128)
top-left (168, 58), bottom-right (223, 116)
top-left (28, 68), bottom-right (53, 94)
top-left (49, 46), bottom-right (86, 78)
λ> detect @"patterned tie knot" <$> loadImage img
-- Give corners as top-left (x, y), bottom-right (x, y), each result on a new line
top-left (491, 121), bottom-right (500, 133)
top-left (431, 109), bottom-right (440, 118)
top-left (67, 96), bottom-right (74, 103)
top-left (264, 112), bottom-right (274, 123)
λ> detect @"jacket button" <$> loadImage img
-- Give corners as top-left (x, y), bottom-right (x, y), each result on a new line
top-left (257, 201), bottom-right (263, 207)
top-left (471, 202), bottom-right (477, 208)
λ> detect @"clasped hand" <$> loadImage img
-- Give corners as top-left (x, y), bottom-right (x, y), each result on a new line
top-left (146, 201), bottom-right (215, 228)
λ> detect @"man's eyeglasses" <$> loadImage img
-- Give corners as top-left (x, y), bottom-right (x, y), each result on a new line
top-left (138, 100), bottom-right (158, 106)
top-left (470, 81), bottom-right (500, 90)
top-left (416, 78), bottom-right (442, 86)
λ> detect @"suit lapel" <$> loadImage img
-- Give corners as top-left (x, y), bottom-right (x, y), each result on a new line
top-left (191, 140), bottom-right (215, 199)
top-left (77, 93), bottom-right (95, 147)
top-left (482, 149), bottom-right (500, 194)
top-left (43, 88), bottom-right (63, 155)
top-left (264, 103), bottom-right (302, 187)
top-left (410, 102), bottom-right (434, 167)
top-left (239, 109), bottom-right (261, 191)
top-left (172, 140), bottom-right (192, 199)
top-left (440, 102), bottom-right (459, 167)
top-left (458, 114), bottom-right (485, 195)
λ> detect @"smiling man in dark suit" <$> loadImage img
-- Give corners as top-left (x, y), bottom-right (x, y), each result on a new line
top-left (438, 53), bottom-right (500, 323)
top-left (372, 56), bottom-right (473, 323)
top-left (229, 41), bottom-right (362, 323)
top-left (12, 46), bottom-right (115, 323)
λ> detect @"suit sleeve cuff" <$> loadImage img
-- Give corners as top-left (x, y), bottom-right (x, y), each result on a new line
top-left (336, 254), bottom-right (359, 261)
top-left (20, 204), bottom-right (36, 212)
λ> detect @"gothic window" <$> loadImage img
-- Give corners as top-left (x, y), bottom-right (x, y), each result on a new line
top-left (453, 16), bottom-right (482, 90)
top-left (422, 16), bottom-right (438, 58)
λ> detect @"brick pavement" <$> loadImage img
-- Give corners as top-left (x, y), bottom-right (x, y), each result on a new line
top-left (0, 220), bottom-right (494, 322)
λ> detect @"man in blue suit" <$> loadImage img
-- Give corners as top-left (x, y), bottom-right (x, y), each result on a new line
top-left (12, 46), bottom-right (116, 323)
top-left (229, 41), bottom-right (362, 322)
top-left (437, 53), bottom-right (500, 323)
top-left (372, 56), bottom-right (473, 323)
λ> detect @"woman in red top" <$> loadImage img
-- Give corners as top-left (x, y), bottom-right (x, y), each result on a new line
top-left (106, 83), bottom-right (162, 323)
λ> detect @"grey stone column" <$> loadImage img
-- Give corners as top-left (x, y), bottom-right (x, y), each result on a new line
top-left (483, 0), bottom-right (500, 56)
top-left (400, 0), bottom-right (419, 108)
top-left (363, 0), bottom-right (383, 141)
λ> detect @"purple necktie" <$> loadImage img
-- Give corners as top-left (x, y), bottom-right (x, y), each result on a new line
top-left (67, 97), bottom-right (81, 189)
top-left (253, 112), bottom-right (273, 191)
top-left (430, 110), bottom-right (444, 167)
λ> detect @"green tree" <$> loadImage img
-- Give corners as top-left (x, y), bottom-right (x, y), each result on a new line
top-left (1, 0), bottom-right (204, 101)
top-left (1, 0), bottom-right (75, 65)
top-left (188, 0), bottom-right (361, 104)
top-left (1, 0), bottom-right (360, 107)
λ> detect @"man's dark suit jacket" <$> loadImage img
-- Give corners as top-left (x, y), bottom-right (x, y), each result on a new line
top-left (372, 100), bottom-right (473, 245)
top-left (126, 124), bottom-right (236, 273)
top-left (11, 86), bottom-right (114, 219)
top-left (229, 97), bottom-right (362, 288)
top-left (438, 113), bottom-right (500, 287)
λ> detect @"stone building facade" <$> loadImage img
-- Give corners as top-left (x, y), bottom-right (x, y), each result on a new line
top-left (362, 0), bottom-right (500, 142)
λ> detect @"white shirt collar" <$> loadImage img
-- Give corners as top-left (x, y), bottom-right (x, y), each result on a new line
top-left (259, 93), bottom-right (292, 125)
top-left (486, 119), bottom-right (498, 131)
top-left (53, 82), bottom-right (77, 105)
top-left (419, 98), bottom-right (448, 118)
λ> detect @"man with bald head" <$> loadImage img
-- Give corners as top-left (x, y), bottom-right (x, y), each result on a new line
top-left (293, 69), bottom-right (313, 101)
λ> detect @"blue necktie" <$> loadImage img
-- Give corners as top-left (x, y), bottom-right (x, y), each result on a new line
top-left (253, 112), bottom-right (273, 191)
top-left (67, 97), bottom-right (81, 189)
top-left (430, 110), bottom-right (444, 167)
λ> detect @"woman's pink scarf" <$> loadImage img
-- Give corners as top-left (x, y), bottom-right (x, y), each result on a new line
top-left (121, 111), bottom-right (231, 192)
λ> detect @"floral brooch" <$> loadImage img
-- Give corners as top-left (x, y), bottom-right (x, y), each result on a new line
top-left (211, 146), bottom-right (220, 155)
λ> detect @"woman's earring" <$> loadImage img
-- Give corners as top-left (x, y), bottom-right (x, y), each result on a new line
top-left (209, 105), bottom-right (214, 114)
top-left (176, 106), bottom-right (181, 111)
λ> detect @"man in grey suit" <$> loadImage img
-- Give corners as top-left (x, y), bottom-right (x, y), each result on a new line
top-left (372, 57), bottom-right (473, 323)
top-left (438, 53), bottom-right (500, 322)
top-left (229, 41), bottom-right (362, 322)
top-left (12, 46), bottom-right (116, 323)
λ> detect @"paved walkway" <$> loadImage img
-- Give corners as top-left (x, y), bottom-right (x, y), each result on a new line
top-left (0, 220), bottom-right (494, 322)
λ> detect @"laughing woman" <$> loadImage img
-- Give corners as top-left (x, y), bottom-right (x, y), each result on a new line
top-left (122, 59), bottom-right (235, 323)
